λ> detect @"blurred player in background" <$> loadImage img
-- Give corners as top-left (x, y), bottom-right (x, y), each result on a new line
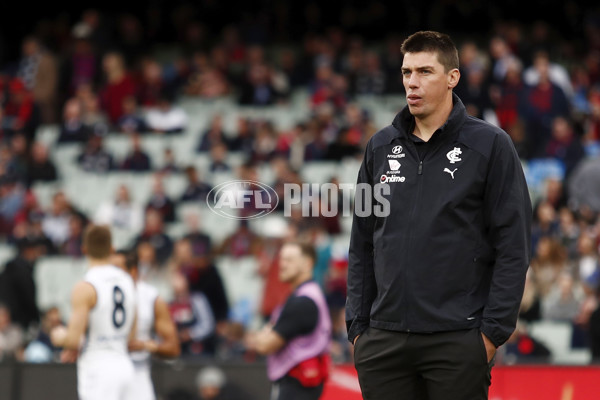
top-left (51, 224), bottom-right (137, 400)
top-left (112, 249), bottom-right (180, 400)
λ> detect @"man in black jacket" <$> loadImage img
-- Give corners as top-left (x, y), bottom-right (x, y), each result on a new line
top-left (346, 31), bottom-right (532, 400)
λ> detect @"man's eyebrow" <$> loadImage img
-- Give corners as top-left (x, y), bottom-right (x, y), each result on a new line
top-left (401, 65), bottom-right (436, 71)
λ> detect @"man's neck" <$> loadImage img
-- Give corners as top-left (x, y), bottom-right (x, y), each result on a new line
top-left (290, 274), bottom-right (312, 290)
top-left (88, 257), bottom-right (112, 267)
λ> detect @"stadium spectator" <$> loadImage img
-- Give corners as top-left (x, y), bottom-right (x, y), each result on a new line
top-left (60, 214), bottom-right (85, 257)
top-left (519, 268), bottom-right (542, 322)
top-left (76, 134), bottom-right (114, 173)
top-left (355, 50), bottom-right (386, 95)
top-left (530, 236), bottom-right (568, 300)
top-left (16, 36), bottom-right (58, 124)
top-left (121, 133), bottom-right (152, 172)
top-left (146, 175), bottom-right (176, 223)
top-left (518, 51), bottom-right (571, 159)
top-left (0, 303), bottom-right (24, 361)
top-left (216, 220), bottom-right (261, 259)
top-left (576, 232), bottom-right (600, 284)
top-left (137, 58), bottom-right (165, 107)
top-left (184, 52), bottom-right (230, 98)
top-left (0, 175), bottom-right (26, 235)
top-left (2, 78), bottom-right (40, 142)
top-left (4, 133), bottom-right (28, 183)
top-left (531, 201), bottom-right (561, 257)
top-left (181, 212), bottom-right (213, 263)
top-left (58, 98), bottom-right (91, 143)
top-left (542, 272), bottom-right (584, 322)
top-left (24, 307), bottom-right (63, 363)
top-left (179, 165), bottom-right (213, 203)
top-left (99, 51), bottom-right (137, 126)
top-left (208, 142), bottom-right (231, 173)
top-left (26, 142), bottom-right (58, 186)
top-left (169, 238), bottom-right (229, 325)
top-left (41, 191), bottom-right (73, 247)
top-left (158, 148), bottom-right (180, 174)
top-left (238, 63), bottom-right (279, 106)
top-left (117, 96), bottom-right (147, 133)
top-left (168, 272), bottom-right (217, 357)
top-left (77, 83), bottom-right (109, 136)
top-left (250, 121), bottom-right (277, 163)
top-left (0, 238), bottom-right (40, 330)
top-left (24, 307), bottom-right (64, 363)
top-left (62, 34), bottom-right (99, 98)
top-left (227, 117), bottom-right (254, 153)
top-left (94, 184), bottom-right (144, 232)
top-left (144, 91), bottom-right (188, 134)
top-left (134, 209), bottom-right (173, 265)
top-left (543, 116), bottom-right (586, 178)
top-left (196, 114), bottom-right (229, 153)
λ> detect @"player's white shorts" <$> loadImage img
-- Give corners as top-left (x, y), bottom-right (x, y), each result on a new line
top-left (124, 363), bottom-right (156, 400)
top-left (77, 353), bottom-right (135, 400)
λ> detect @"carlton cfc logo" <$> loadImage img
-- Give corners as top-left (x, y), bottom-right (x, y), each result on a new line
top-left (446, 147), bottom-right (462, 164)
top-left (392, 145), bottom-right (403, 154)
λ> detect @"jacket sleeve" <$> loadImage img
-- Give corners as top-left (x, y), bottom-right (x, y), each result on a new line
top-left (346, 140), bottom-right (377, 343)
top-left (480, 131), bottom-right (532, 347)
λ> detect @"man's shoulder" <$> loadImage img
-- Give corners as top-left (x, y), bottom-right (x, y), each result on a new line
top-left (367, 124), bottom-right (399, 151)
top-left (459, 117), bottom-right (510, 159)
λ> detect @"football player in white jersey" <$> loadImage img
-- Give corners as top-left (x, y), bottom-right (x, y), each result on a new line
top-left (112, 250), bottom-right (180, 400)
top-left (51, 224), bottom-right (137, 400)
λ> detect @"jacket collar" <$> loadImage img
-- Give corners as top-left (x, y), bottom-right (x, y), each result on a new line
top-left (390, 92), bottom-right (467, 143)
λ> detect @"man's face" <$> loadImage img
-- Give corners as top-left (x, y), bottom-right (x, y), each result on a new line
top-left (402, 51), bottom-right (455, 119)
top-left (278, 244), bottom-right (305, 284)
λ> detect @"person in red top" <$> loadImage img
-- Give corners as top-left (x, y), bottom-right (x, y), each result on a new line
top-left (99, 52), bottom-right (136, 126)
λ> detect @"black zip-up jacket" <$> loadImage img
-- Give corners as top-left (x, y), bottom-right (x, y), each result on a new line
top-left (346, 94), bottom-right (532, 347)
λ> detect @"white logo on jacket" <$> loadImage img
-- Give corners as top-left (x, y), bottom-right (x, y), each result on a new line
top-left (446, 147), bottom-right (462, 164)
top-left (444, 168), bottom-right (457, 179)
top-left (388, 160), bottom-right (401, 171)
top-left (392, 145), bottom-right (403, 154)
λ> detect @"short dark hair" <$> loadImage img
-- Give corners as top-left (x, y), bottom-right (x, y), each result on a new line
top-left (115, 249), bottom-right (138, 271)
top-left (83, 224), bottom-right (112, 259)
top-left (401, 31), bottom-right (459, 72)
top-left (284, 240), bottom-right (317, 266)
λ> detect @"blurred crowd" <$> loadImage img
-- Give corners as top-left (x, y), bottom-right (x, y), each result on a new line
top-left (1, 2), bottom-right (600, 367)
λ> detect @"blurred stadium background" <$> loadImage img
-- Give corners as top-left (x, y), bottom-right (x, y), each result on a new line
top-left (1, 1), bottom-right (600, 399)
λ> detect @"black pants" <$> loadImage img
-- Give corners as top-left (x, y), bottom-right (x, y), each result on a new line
top-left (271, 375), bottom-right (324, 400)
top-left (354, 327), bottom-right (494, 400)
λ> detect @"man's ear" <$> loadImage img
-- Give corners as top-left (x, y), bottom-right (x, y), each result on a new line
top-left (448, 68), bottom-right (460, 89)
